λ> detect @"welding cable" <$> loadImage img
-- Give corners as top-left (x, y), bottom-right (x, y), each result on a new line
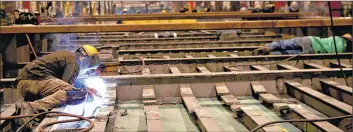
top-left (250, 114), bottom-right (352, 132)
top-left (327, 1), bottom-right (349, 86)
top-left (25, 34), bottom-right (39, 59)
top-left (11, 111), bottom-right (94, 132)
top-left (0, 111), bottom-right (94, 132)
top-left (228, 52), bottom-right (303, 67)
top-left (39, 115), bottom-right (95, 132)
top-left (119, 56), bottom-right (145, 74)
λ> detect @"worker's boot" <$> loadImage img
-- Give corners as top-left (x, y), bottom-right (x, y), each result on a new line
top-left (14, 101), bottom-right (41, 131)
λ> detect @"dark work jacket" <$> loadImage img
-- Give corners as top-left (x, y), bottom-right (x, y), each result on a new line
top-left (17, 51), bottom-right (80, 85)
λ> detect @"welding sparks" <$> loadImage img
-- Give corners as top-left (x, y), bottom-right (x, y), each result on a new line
top-left (84, 78), bottom-right (107, 98)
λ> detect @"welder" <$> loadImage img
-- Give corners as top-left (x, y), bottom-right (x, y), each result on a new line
top-left (14, 45), bottom-right (101, 130)
top-left (252, 33), bottom-right (352, 55)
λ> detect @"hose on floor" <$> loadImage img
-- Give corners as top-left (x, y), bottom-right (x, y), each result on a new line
top-left (229, 52), bottom-right (303, 67)
top-left (0, 111), bottom-right (94, 132)
top-left (118, 56), bottom-right (145, 74)
top-left (250, 114), bottom-right (352, 132)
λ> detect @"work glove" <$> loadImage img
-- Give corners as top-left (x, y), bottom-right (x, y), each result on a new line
top-left (73, 79), bottom-right (85, 89)
top-left (66, 88), bottom-right (88, 105)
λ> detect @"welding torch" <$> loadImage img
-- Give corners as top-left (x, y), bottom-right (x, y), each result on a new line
top-left (87, 87), bottom-right (103, 98)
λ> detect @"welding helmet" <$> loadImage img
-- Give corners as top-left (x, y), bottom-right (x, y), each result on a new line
top-left (76, 45), bottom-right (100, 74)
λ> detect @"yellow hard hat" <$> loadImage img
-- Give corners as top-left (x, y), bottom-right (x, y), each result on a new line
top-left (342, 33), bottom-right (352, 41)
top-left (77, 45), bottom-right (100, 72)
top-left (81, 45), bottom-right (99, 56)
top-left (161, 9), bottom-right (167, 13)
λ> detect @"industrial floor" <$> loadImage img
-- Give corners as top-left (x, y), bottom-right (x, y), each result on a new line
top-left (113, 97), bottom-right (327, 132)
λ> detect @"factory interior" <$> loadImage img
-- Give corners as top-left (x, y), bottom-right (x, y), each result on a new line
top-left (0, 1), bottom-right (353, 132)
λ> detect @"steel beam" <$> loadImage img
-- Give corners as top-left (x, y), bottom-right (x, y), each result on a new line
top-left (2, 18), bottom-right (352, 33)
top-left (240, 107), bottom-right (283, 132)
top-left (1, 68), bottom-right (351, 85)
top-left (0, 104), bottom-right (16, 128)
top-left (288, 105), bottom-right (343, 132)
top-left (70, 36), bottom-right (219, 43)
top-left (320, 80), bottom-right (352, 105)
top-left (40, 12), bottom-right (308, 22)
top-left (180, 84), bottom-right (223, 131)
top-left (57, 39), bottom-right (274, 50)
top-left (70, 35), bottom-right (281, 43)
top-left (285, 81), bottom-right (352, 116)
top-left (119, 53), bottom-right (352, 66)
top-left (99, 68), bottom-right (351, 85)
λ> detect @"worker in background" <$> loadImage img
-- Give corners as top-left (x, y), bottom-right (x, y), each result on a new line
top-left (252, 34), bottom-right (352, 55)
top-left (252, 1), bottom-right (263, 13)
top-left (136, 9), bottom-right (141, 14)
top-left (122, 8), bottom-right (128, 15)
top-left (117, 8), bottom-right (128, 24)
top-left (15, 45), bottom-right (101, 130)
top-left (161, 9), bottom-right (167, 13)
top-left (216, 30), bottom-right (241, 41)
top-left (6, 12), bottom-right (15, 25)
top-left (12, 9), bottom-right (40, 25)
top-left (204, 7), bottom-right (211, 12)
top-left (0, 8), bottom-right (5, 19)
top-left (288, 1), bottom-right (299, 12)
top-left (263, 3), bottom-right (275, 13)
top-left (180, 7), bottom-right (188, 13)
top-left (240, 6), bottom-right (249, 12)
top-left (33, 10), bottom-right (40, 25)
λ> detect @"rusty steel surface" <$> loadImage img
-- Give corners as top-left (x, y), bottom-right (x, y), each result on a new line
top-left (2, 57), bottom-right (352, 132)
top-left (2, 18), bottom-right (352, 33)
top-left (118, 53), bottom-right (352, 63)
top-left (58, 39), bottom-right (275, 50)
top-left (74, 32), bottom-right (215, 39)
top-left (116, 46), bottom-right (261, 54)
top-left (69, 35), bottom-right (282, 44)
top-left (69, 36), bottom-right (219, 43)
top-left (40, 12), bottom-right (308, 22)
top-left (96, 68), bottom-right (351, 83)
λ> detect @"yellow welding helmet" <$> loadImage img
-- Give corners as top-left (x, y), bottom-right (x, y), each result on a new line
top-left (77, 45), bottom-right (100, 74)
top-left (81, 45), bottom-right (99, 56)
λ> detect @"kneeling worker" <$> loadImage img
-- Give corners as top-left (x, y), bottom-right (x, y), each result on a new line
top-left (15, 45), bottom-right (101, 129)
top-left (253, 33), bottom-right (352, 55)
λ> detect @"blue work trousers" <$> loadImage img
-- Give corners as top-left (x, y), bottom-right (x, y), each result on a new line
top-left (265, 37), bottom-right (313, 54)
